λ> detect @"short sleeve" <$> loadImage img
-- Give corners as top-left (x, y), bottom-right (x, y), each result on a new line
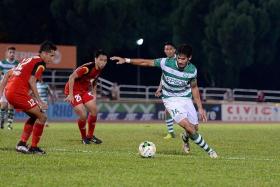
top-left (31, 62), bottom-right (46, 80)
top-left (75, 67), bottom-right (89, 77)
top-left (154, 58), bottom-right (163, 68)
top-left (188, 64), bottom-right (197, 79)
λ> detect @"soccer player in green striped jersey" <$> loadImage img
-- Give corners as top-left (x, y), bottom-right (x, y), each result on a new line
top-left (37, 80), bottom-right (55, 127)
top-left (155, 42), bottom-right (176, 139)
top-left (0, 47), bottom-right (19, 130)
top-left (111, 44), bottom-right (218, 158)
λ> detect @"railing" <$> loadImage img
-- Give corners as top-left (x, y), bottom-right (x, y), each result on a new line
top-left (118, 85), bottom-right (158, 101)
top-left (233, 89), bottom-right (258, 102)
top-left (97, 77), bottom-right (114, 97)
top-left (261, 90), bottom-right (280, 102)
top-left (43, 70), bottom-right (115, 100)
top-left (43, 70), bottom-right (72, 88)
top-left (42, 70), bottom-right (280, 102)
top-left (201, 87), bottom-right (229, 101)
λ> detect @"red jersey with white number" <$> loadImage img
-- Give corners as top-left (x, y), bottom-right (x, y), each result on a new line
top-left (6, 56), bottom-right (46, 95)
top-left (65, 62), bottom-right (101, 95)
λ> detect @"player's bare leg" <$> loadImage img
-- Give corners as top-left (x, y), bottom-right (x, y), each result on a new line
top-left (73, 104), bottom-right (90, 144)
top-left (85, 99), bottom-right (102, 144)
top-left (178, 118), bottom-right (217, 158)
top-left (42, 109), bottom-right (49, 127)
top-left (181, 125), bottom-right (199, 154)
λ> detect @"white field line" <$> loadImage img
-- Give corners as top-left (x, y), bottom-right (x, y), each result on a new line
top-left (50, 148), bottom-right (135, 155)
top-left (50, 148), bottom-right (277, 161)
top-left (220, 156), bottom-right (276, 161)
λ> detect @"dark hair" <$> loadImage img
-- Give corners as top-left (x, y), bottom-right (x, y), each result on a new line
top-left (164, 42), bottom-right (175, 48)
top-left (176, 44), bottom-right (192, 57)
top-left (95, 49), bottom-right (107, 58)
top-left (7, 46), bottom-right (16, 51)
top-left (39, 41), bottom-right (57, 53)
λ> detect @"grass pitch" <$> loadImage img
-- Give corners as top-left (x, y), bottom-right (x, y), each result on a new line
top-left (0, 122), bottom-right (280, 187)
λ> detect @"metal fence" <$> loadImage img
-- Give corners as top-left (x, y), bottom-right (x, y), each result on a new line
top-left (43, 70), bottom-right (280, 103)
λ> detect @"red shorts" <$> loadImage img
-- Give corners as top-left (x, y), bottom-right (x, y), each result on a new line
top-left (69, 92), bottom-right (95, 107)
top-left (5, 91), bottom-right (37, 111)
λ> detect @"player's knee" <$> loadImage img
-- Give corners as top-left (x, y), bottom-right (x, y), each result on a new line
top-left (186, 126), bottom-right (196, 134)
top-left (79, 113), bottom-right (87, 121)
top-left (89, 110), bottom-right (97, 116)
top-left (0, 103), bottom-right (7, 109)
top-left (182, 123), bottom-right (196, 134)
top-left (27, 117), bottom-right (37, 125)
top-left (38, 114), bottom-right (47, 124)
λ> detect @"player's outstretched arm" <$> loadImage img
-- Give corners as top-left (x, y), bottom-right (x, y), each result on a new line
top-left (110, 56), bottom-right (155, 67)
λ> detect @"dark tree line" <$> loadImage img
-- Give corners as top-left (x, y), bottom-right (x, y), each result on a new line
top-left (0, 0), bottom-right (279, 89)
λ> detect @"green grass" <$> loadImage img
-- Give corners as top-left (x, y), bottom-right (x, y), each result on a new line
top-left (0, 122), bottom-right (280, 187)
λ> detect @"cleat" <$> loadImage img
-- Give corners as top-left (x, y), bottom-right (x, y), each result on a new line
top-left (16, 141), bottom-right (29, 154)
top-left (7, 123), bottom-right (13, 130)
top-left (164, 133), bottom-right (172, 139)
top-left (182, 142), bottom-right (190, 154)
top-left (164, 132), bottom-right (175, 139)
top-left (88, 136), bottom-right (102, 144)
top-left (82, 138), bottom-right (91, 144)
top-left (208, 150), bottom-right (218, 159)
top-left (181, 132), bottom-right (190, 154)
top-left (182, 141), bottom-right (190, 154)
top-left (28, 147), bottom-right (46, 155)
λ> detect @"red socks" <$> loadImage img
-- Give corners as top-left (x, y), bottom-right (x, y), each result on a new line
top-left (77, 119), bottom-right (87, 139)
top-left (20, 118), bottom-right (36, 143)
top-left (87, 115), bottom-right (97, 139)
top-left (21, 118), bottom-right (45, 148)
top-left (31, 123), bottom-right (45, 147)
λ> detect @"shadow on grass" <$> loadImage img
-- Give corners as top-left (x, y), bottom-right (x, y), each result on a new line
top-left (0, 147), bottom-right (16, 152)
top-left (157, 150), bottom-right (186, 156)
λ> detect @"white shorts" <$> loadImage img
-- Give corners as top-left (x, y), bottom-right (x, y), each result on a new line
top-left (162, 97), bottom-right (198, 125)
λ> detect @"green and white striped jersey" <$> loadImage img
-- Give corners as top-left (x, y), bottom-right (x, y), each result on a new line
top-left (37, 82), bottom-right (49, 102)
top-left (154, 57), bottom-right (197, 98)
top-left (0, 59), bottom-right (19, 74)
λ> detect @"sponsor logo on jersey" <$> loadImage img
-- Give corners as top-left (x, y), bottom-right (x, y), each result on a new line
top-left (165, 76), bottom-right (187, 86)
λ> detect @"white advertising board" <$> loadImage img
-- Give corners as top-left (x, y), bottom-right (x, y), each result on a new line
top-left (222, 103), bottom-right (280, 122)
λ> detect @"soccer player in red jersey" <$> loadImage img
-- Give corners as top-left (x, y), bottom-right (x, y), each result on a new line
top-left (65, 50), bottom-right (107, 144)
top-left (5, 41), bottom-right (57, 154)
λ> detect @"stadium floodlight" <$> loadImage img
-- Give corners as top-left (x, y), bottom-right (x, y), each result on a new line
top-left (136, 38), bottom-right (144, 46)
top-left (136, 38), bottom-right (144, 88)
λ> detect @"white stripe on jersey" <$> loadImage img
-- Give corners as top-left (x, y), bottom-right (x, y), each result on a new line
top-left (160, 58), bottom-right (197, 78)
top-left (37, 82), bottom-right (49, 99)
top-left (162, 89), bottom-right (191, 97)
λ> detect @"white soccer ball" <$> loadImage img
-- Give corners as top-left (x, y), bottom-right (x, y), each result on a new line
top-left (138, 141), bottom-right (156, 158)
